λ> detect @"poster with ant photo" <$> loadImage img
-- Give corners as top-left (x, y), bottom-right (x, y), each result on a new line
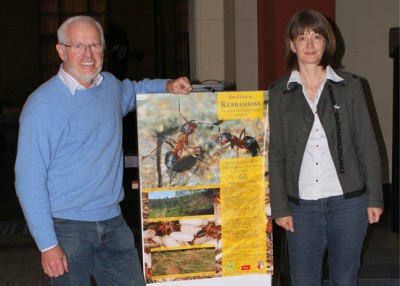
top-left (136, 91), bottom-right (272, 286)
top-left (137, 92), bottom-right (267, 189)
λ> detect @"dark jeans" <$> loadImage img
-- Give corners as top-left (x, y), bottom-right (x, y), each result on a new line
top-left (287, 194), bottom-right (368, 286)
top-left (51, 214), bottom-right (145, 286)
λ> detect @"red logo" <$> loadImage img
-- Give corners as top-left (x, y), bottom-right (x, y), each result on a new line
top-left (241, 265), bottom-right (251, 271)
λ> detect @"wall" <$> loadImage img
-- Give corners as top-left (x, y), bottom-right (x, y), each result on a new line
top-left (189, 0), bottom-right (236, 85)
top-left (188, 0), bottom-right (258, 90)
top-left (0, 1), bottom-right (41, 106)
top-left (108, 1), bottom-right (181, 80)
top-left (336, 0), bottom-right (399, 182)
top-left (108, 1), bottom-right (156, 80)
top-left (234, 0), bottom-right (258, 91)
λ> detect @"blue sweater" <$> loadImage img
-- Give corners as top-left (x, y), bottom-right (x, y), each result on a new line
top-left (15, 72), bottom-right (168, 251)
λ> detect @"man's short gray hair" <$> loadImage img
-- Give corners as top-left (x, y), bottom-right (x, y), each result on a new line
top-left (57, 15), bottom-right (105, 45)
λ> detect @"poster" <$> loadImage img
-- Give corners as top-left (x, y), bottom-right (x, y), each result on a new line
top-left (136, 91), bottom-right (272, 285)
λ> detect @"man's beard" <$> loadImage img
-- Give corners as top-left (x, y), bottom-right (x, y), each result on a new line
top-left (65, 58), bottom-right (103, 85)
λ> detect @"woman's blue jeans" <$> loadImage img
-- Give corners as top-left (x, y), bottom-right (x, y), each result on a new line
top-left (51, 214), bottom-right (145, 286)
top-left (287, 194), bottom-right (369, 286)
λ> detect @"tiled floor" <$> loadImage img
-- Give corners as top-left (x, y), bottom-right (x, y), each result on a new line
top-left (0, 190), bottom-right (398, 286)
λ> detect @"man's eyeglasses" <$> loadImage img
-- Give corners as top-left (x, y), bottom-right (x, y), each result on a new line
top-left (60, 43), bottom-right (105, 53)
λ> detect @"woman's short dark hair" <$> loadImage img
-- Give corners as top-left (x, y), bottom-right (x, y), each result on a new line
top-left (284, 9), bottom-right (336, 71)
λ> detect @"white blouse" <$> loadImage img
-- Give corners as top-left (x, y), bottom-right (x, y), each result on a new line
top-left (287, 66), bottom-right (345, 200)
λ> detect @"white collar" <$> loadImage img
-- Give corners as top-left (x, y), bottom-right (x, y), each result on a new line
top-left (287, 65), bottom-right (343, 89)
top-left (57, 64), bottom-right (104, 95)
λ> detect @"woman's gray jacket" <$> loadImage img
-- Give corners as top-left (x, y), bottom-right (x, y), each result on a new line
top-left (268, 69), bottom-right (384, 219)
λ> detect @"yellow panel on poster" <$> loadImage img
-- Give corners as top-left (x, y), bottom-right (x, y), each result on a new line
top-left (219, 157), bottom-right (267, 276)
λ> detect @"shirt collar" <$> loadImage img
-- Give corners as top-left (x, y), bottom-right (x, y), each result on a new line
top-left (287, 65), bottom-right (344, 89)
top-left (57, 64), bottom-right (104, 95)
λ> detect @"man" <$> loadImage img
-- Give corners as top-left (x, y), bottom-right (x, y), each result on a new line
top-left (15, 15), bottom-right (192, 285)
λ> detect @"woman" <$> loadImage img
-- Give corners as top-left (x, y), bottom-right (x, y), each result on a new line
top-left (268, 9), bottom-right (384, 286)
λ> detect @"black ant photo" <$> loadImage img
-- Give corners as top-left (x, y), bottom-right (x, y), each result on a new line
top-left (215, 128), bottom-right (261, 157)
top-left (140, 94), bottom-right (220, 187)
top-left (148, 133), bottom-right (209, 186)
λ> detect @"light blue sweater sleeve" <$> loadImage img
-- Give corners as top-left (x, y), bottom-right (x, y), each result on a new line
top-left (121, 77), bottom-right (169, 116)
top-left (15, 83), bottom-right (60, 250)
top-left (15, 74), bottom-right (169, 251)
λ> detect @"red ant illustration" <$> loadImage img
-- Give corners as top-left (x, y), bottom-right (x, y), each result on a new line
top-left (215, 128), bottom-right (261, 157)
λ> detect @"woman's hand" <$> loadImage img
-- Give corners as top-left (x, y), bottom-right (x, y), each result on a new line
top-left (275, 216), bottom-right (295, 232)
top-left (368, 207), bottom-right (383, 224)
